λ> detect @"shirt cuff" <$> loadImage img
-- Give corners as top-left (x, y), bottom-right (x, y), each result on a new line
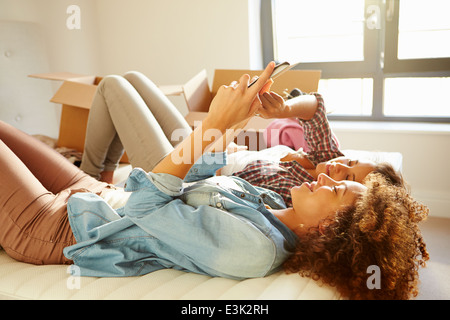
top-left (300, 93), bottom-right (327, 128)
top-left (184, 152), bottom-right (228, 182)
top-left (125, 168), bottom-right (184, 197)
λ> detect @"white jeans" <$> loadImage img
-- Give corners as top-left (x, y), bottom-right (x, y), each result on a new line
top-left (81, 71), bottom-right (192, 179)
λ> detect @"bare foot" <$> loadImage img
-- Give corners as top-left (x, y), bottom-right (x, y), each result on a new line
top-left (100, 170), bottom-right (114, 184)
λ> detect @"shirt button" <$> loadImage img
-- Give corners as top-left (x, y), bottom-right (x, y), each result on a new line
top-left (216, 202), bottom-right (223, 208)
top-left (240, 193), bottom-right (246, 198)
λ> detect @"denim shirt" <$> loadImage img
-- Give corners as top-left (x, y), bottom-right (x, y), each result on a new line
top-left (63, 152), bottom-right (299, 279)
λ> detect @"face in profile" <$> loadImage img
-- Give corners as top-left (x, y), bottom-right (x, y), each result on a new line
top-left (290, 173), bottom-right (367, 229)
top-left (316, 157), bottom-right (376, 183)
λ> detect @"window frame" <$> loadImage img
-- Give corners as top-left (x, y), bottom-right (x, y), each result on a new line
top-left (261, 0), bottom-right (450, 123)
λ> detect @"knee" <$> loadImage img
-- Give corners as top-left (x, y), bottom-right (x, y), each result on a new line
top-left (97, 75), bottom-right (127, 94)
top-left (123, 71), bottom-right (148, 81)
top-left (123, 71), bottom-right (144, 78)
top-left (123, 71), bottom-right (157, 88)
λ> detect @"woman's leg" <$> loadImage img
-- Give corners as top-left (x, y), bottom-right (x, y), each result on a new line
top-left (0, 121), bottom-right (109, 264)
top-left (81, 75), bottom-right (175, 179)
top-left (0, 121), bottom-right (102, 193)
top-left (0, 140), bottom-right (72, 264)
top-left (123, 71), bottom-right (192, 147)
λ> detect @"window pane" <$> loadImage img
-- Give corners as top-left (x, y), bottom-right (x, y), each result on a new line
top-left (272, 0), bottom-right (365, 63)
top-left (398, 0), bottom-right (450, 59)
top-left (318, 78), bottom-right (373, 116)
top-left (384, 78), bottom-right (450, 117)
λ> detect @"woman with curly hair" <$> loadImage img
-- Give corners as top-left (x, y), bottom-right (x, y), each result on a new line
top-left (284, 172), bottom-right (429, 300)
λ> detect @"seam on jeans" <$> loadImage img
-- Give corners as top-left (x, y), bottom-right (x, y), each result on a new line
top-left (3, 214), bottom-right (74, 246)
top-left (3, 246), bottom-right (44, 265)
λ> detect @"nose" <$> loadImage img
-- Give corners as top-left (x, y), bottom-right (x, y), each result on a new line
top-left (317, 173), bottom-right (338, 186)
top-left (329, 162), bottom-right (349, 179)
top-left (333, 162), bottom-right (348, 172)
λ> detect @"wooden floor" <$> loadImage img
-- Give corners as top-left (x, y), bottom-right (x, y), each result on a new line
top-left (415, 217), bottom-right (450, 300)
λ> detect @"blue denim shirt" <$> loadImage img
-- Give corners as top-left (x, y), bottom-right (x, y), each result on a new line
top-left (63, 152), bottom-right (299, 279)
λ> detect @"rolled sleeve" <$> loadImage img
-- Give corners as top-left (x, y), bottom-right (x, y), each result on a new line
top-left (185, 152), bottom-right (228, 182)
top-left (301, 93), bottom-right (343, 164)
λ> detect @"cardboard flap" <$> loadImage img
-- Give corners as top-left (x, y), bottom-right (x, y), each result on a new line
top-left (158, 85), bottom-right (184, 96)
top-left (212, 69), bottom-right (321, 96)
top-left (29, 72), bottom-right (102, 85)
top-left (183, 69), bottom-right (212, 112)
top-left (29, 72), bottom-right (87, 81)
top-left (50, 81), bottom-right (97, 109)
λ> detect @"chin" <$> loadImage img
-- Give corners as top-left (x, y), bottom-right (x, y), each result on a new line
top-left (290, 183), bottom-right (309, 200)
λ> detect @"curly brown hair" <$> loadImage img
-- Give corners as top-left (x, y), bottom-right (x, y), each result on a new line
top-left (283, 173), bottom-right (429, 300)
top-left (374, 162), bottom-right (405, 188)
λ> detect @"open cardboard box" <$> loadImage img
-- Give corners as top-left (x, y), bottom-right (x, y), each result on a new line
top-left (29, 72), bottom-right (100, 149)
top-left (161, 68), bottom-right (321, 150)
top-left (29, 72), bottom-right (130, 162)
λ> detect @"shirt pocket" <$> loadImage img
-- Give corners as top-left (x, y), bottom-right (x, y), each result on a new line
top-left (180, 190), bottom-right (219, 208)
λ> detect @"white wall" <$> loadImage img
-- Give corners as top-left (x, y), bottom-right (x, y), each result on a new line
top-left (95, 0), bottom-right (252, 84)
top-left (1, 0), bottom-right (254, 112)
top-left (0, 0), bottom-right (101, 74)
top-left (1, 0), bottom-right (449, 217)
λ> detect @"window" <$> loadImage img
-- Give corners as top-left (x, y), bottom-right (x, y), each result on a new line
top-left (384, 77), bottom-right (450, 117)
top-left (318, 78), bottom-right (373, 116)
top-left (384, 0), bottom-right (450, 73)
top-left (397, 0), bottom-right (450, 60)
top-left (262, 0), bottom-right (450, 122)
top-left (272, 0), bottom-right (365, 63)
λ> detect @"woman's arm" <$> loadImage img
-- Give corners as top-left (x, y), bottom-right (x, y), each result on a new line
top-left (258, 92), bottom-right (318, 120)
top-left (152, 62), bottom-right (275, 179)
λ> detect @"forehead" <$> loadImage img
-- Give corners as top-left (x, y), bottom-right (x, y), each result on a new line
top-left (326, 180), bottom-right (366, 212)
top-left (343, 180), bottom-right (367, 199)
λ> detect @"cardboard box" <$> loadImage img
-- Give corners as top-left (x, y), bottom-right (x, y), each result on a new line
top-left (29, 72), bottom-right (130, 162)
top-left (162, 68), bottom-right (322, 150)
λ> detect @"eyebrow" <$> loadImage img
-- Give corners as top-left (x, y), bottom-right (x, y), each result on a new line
top-left (351, 160), bottom-right (358, 181)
